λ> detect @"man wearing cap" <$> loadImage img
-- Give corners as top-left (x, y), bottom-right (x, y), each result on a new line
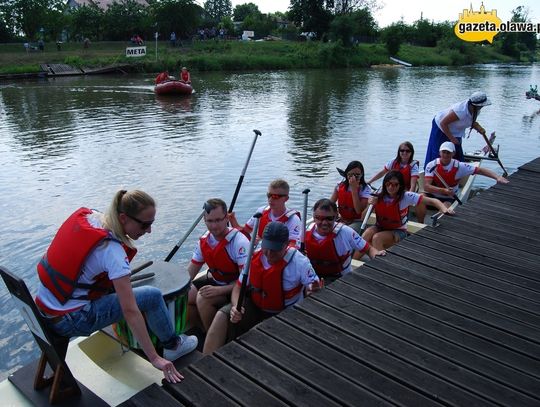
top-left (425, 91), bottom-right (492, 166)
top-left (423, 141), bottom-right (508, 209)
top-left (202, 222), bottom-right (319, 354)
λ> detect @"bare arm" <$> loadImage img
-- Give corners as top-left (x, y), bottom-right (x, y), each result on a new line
top-left (476, 167), bottom-right (509, 184)
top-left (439, 111), bottom-right (460, 144)
top-left (329, 188), bottom-right (338, 202)
top-left (366, 168), bottom-right (387, 185)
top-left (187, 262), bottom-right (203, 280)
top-left (409, 176), bottom-right (418, 192)
top-left (423, 177), bottom-right (453, 197)
top-left (421, 196), bottom-right (455, 215)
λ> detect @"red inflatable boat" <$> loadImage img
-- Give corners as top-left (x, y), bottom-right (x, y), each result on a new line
top-left (155, 80), bottom-right (193, 95)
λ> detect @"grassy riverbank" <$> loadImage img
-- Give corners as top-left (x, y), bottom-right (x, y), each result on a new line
top-left (0, 39), bottom-right (519, 75)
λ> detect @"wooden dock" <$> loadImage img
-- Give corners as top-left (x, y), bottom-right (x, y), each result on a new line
top-left (122, 158), bottom-right (540, 406)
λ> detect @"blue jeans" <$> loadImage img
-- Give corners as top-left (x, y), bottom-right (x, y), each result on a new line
top-left (51, 286), bottom-right (177, 349)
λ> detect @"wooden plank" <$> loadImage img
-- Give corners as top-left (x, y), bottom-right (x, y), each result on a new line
top-left (519, 157), bottom-right (540, 172)
top-left (215, 342), bottom-right (341, 407)
top-left (465, 198), bottom-right (540, 221)
top-left (357, 263), bottom-right (540, 355)
top-left (278, 305), bottom-right (493, 406)
top-left (456, 204), bottom-right (540, 232)
top-left (237, 328), bottom-right (388, 406)
top-left (164, 369), bottom-right (239, 407)
top-left (256, 317), bottom-right (439, 406)
top-left (476, 190), bottom-right (539, 210)
top-left (343, 271), bottom-right (540, 374)
top-left (189, 355), bottom-right (288, 406)
top-left (316, 285), bottom-right (540, 401)
top-left (118, 383), bottom-right (183, 407)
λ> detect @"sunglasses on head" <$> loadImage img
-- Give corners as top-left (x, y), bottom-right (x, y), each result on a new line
top-left (125, 213), bottom-right (153, 230)
top-left (314, 215), bottom-right (335, 222)
top-left (267, 193), bottom-right (288, 199)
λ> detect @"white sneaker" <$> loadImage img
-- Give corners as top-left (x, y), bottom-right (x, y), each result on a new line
top-left (163, 334), bottom-right (198, 361)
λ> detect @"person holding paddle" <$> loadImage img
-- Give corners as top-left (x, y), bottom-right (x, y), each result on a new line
top-left (35, 190), bottom-right (197, 383)
top-left (305, 199), bottom-right (386, 284)
top-left (186, 198), bottom-right (250, 332)
top-left (229, 179), bottom-right (302, 247)
top-left (362, 171), bottom-right (453, 250)
top-left (330, 160), bottom-right (371, 234)
top-left (425, 91), bottom-right (492, 166)
top-left (424, 142), bottom-right (509, 210)
top-left (202, 222), bottom-right (319, 355)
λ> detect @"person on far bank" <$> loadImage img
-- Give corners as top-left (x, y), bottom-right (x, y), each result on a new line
top-left (425, 91), bottom-right (492, 166)
top-left (35, 190), bottom-right (197, 383)
top-left (180, 67), bottom-right (191, 84)
top-left (305, 199), bottom-right (386, 284)
top-left (424, 141), bottom-right (509, 207)
top-left (186, 198), bottom-right (250, 332)
top-left (330, 160), bottom-right (371, 234)
top-left (363, 171), bottom-right (454, 250)
top-left (202, 222), bottom-right (320, 355)
top-left (229, 178), bottom-right (302, 247)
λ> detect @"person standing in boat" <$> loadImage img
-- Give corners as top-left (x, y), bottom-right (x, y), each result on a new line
top-left (424, 142), bottom-right (509, 207)
top-left (330, 160), bottom-right (371, 234)
top-left (180, 67), bottom-right (191, 84)
top-left (229, 178), bottom-right (302, 247)
top-left (202, 222), bottom-right (319, 354)
top-left (35, 190), bottom-right (197, 383)
top-left (425, 91), bottom-right (492, 166)
top-left (186, 198), bottom-right (250, 333)
top-left (305, 199), bottom-right (385, 284)
top-left (362, 171), bottom-right (453, 250)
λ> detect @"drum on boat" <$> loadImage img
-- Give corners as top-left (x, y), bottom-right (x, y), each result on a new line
top-left (112, 261), bottom-right (190, 351)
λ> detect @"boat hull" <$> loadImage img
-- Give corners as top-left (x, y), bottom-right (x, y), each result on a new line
top-left (155, 81), bottom-right (193, 96)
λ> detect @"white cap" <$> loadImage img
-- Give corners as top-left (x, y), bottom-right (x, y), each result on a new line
top-left (469, 91), bottom-right (491, 107)
top-left (439, 141), bottom-right (456, 153)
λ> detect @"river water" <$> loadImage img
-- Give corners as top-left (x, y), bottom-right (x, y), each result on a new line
top-left (0, 64), bottom-right (539, 379)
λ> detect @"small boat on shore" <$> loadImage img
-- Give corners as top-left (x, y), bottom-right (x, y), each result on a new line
top-left (155, 80), bottom-right (194, 96)
top-left (389, 56), bottom-right (412, 67)
top-left (526, 90), bottom-right (540, 101)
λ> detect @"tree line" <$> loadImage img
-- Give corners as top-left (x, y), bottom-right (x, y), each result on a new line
top-left (0, 0), bottom-right (535, 60)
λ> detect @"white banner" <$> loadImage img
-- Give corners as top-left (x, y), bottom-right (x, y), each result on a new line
top-left (125, 46), bottom-right (146, 57)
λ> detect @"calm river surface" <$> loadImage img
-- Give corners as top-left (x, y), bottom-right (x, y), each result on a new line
top-left (1, 64), bottom-right (539, 379)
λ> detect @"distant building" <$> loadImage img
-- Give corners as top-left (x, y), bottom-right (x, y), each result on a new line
top-left (66, 0), bottom-right (149, 9)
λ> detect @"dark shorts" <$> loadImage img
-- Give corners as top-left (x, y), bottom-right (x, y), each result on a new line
top-left (192, 271), bottom-right (221, 290)
top-left (219, 297), bottom-right (274, 341)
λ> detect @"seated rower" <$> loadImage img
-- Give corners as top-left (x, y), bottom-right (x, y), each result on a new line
top-left (330, 160), bottom-right (371, 234)
top-left (229, 178), bottom-right (301, 247)
top-left (362, 171), bottom-right (453, 250)
top-left (155, 71), bottom-right (170, 85)
top-left (186, 199), bottom-right (250, 332)
top-left (180, 67), bottom-right (191, 84)
top-left (423, 142), bottom-right (509, 216)
top-left (305, 199), bottom-right (385, 284)
top-left (202, 222), bottom-right (319, 354)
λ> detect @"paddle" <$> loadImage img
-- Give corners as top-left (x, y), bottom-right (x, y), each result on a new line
top-left (299, 188), bottom-right (310, 253)
top-left (164, 129), bottom-right (261, 262)
top-left (359, 187), bottom-right (381, 234)
top-left (229, 129), bottom-right (262, 214)
top-left (235, 212), bottom-right (262, 316)
top-left (432, 169), bottom-right (463, 205)
top-left (480, 131), bottom-right (508, 177)
top-left (130, 272), bottom-right (155, 283)
top-left (131, 260), bottom-right (153, 276)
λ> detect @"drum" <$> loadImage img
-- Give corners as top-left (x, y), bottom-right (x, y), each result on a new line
top-left (113, 260), bottom-right (191, 351)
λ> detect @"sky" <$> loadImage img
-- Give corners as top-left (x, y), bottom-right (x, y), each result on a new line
top-left (229, 0), bottom-right (538, 28)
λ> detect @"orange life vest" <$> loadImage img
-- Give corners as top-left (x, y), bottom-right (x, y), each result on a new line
top-left (304, 224), bottom-right (349, 277)
top-left (375, 197), bottom-right (408, 230)
top-left (199, 229), bottom-right (240, 283)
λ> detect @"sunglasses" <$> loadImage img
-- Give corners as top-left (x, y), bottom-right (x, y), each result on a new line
top-left (267, 193), bottom-right (288, 199)
top-left (347, 173), bottom-right (362, 178)
top-left (385, 181), bottom-right (400, 187)
top-left (314, 215), bottom-right (335, 222)
top-left (125, 213), bottom-right (153, 230)
top-left (399, 149), bottom-right (411, 153)
top-left (204, 215), bottom-right (227, 224)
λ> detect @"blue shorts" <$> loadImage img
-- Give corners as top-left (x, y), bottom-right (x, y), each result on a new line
top-left (373, 226), bottom-right (408, 242)
top-left (424, 119), bottom-right (464, 168)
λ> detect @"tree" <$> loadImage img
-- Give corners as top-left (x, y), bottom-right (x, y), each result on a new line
top-left (233, 2), bottom-right (260, 21)
top-left (103, 0), bottom-right (148, 41)
top-left (331, 0), bottom-right (380, 15)
top-left (329, 7), bottom-right (376, 46)
top-left (288, 0), bottom-right (333, 40)
top-left (69, 2), bottom-right (104, 40)
top-left (3, 0), bottom-right (65, 40)
top-left (381, 22), bottom-right (405, 56)
top-left (151, 0), bottom-right (202, 39)
top-left (497, 6), bottom-right (536, 58)
top-left (204, 0), bottom-right (231, 22)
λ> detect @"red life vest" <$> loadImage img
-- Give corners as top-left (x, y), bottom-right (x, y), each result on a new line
top-left (37, 208), bottom-right (137, 305)
top-left (155, 72), bottom-right (169, 85)
top-left (336, 183), bottom-right (363, 222)
top-left (200, 228), bottom-right (240, 283)
top-left (375, 197), bottom-right (408, 230)
top-left (257, 207), bottom-right (300, 239)
top-left (431, 159), bottom-right (460, 188)
top-left (390, 160), bottom-right (418, 190)
top-left (181, 70), bottom-right (190, 82)
top-left (250, 248), bottom-right (303, 313)
top-left (304, 224), bottom-right (349, 277)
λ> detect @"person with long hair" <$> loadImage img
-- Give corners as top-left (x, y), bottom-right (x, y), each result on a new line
top-left (424, 91), bottom-right (491, 166)
top-left (362, 171), bottom-right (453, 250)
top-left (35, 190), bottom-right (197, 383)
top-left (330, 160), bottom-right (371, 234)
top-left (367, 141), bottom-right (419, 192)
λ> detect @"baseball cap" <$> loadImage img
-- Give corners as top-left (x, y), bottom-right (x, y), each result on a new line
top-left (439, 141), bottom-right (456, 153)
top-left (261, 222), bottom-right (289, 251)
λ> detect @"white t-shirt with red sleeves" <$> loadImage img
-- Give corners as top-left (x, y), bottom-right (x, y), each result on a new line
top-left (425, 158), bottom-right (477, 198)
top-left (245, 205), bottom-right (302, 244)
top-left (379, 192), bottom-right (423, 231)
top-left (384, 159), bottom-right (420, 179)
